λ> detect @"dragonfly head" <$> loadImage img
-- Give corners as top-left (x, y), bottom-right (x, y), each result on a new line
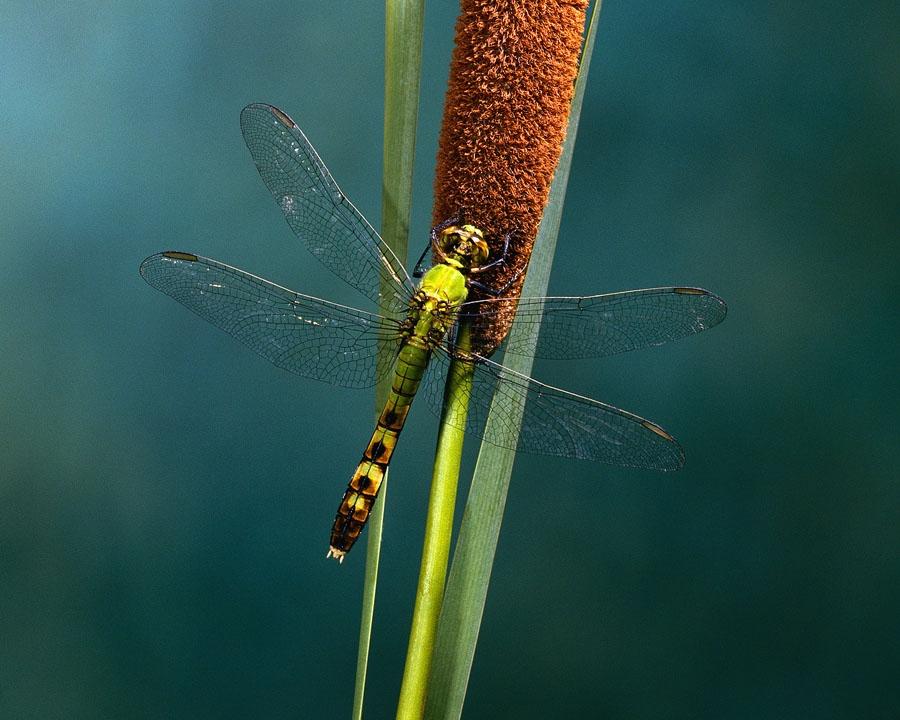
top-left (436, 224), bottom-right (489, 271)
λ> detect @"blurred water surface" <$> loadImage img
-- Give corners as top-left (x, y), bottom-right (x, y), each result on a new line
top-left (1, 1), bottom-right (897, 718)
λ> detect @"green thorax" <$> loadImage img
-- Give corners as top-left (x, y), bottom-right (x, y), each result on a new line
top-left (407, 263), bottom-right (469, 349)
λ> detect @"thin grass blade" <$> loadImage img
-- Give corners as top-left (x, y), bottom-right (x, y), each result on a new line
top-left (352, 2), bottom-right (424, 719)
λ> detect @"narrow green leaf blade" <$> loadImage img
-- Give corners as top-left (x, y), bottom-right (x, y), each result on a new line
top-left (352, 2), bottom-right (424, 719)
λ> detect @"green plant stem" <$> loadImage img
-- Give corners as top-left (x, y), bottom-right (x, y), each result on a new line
top-left (396, 326), bottom-right (474, 720)
top-left (381, 0), bottom-right (424, 251)
top-left (422, 5), bottom-right (602, 718)
top-left (351, 459), bottom-right (386, 720)
top-left (352, 2), bottom-right (424, 719)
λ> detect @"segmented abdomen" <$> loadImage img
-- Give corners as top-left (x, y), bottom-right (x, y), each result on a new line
top-left (328, 343), bottom-right (430, 559)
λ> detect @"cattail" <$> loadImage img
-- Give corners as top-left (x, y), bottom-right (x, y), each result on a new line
top-left (433, 0), bottom-right (589, 352)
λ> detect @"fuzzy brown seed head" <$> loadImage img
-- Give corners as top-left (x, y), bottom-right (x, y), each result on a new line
top-left (433, 0), bottom-right (589, 354)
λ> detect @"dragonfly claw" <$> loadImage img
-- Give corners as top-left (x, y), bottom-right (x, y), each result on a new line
top-left (327, 547), bottom-right (346, 564)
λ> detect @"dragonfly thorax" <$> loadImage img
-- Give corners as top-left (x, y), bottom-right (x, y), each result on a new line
top-left (435, 224), bottom-right (489, 272)
top-left (408, 263), bottom-right (469, 348)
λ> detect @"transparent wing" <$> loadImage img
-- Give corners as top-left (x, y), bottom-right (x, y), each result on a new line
top-left (460, 287), bottom-right (727, 359)
top-left (421, 349), bottom-right (684, 470)
top-left (140, 252), bottom-right (403, 389)
top-left (240, 103), bottom-right (415, 313)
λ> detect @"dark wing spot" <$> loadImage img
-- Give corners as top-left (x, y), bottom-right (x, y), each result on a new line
top-left (162, 251), bottom-right (198, 262)
top-left (641, 419), bottom-right (674, 441)
top-left (271, 106), bottom-right (296, 128)
top-left (673, 287), bottom-right (707, 296)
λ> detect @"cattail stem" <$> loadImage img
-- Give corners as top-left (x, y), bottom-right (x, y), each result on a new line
top-left (396, 325), bottom-right (474, 720)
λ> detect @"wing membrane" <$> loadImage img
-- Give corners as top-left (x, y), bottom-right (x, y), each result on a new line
top-left (140, 252), bottom-right (402, 388)
top-left (240, 103), bottom-right (414, 313)
top-left (461, 287), bottom-right (727, 359)
top-left (422, 349), bottom-right (684, 470)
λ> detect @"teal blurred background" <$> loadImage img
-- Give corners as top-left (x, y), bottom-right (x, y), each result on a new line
top-left (1, 1), bottom-right (897, 718)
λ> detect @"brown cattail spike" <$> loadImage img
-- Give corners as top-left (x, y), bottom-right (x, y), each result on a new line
top-left (433, 0), bottom-right (589, 353)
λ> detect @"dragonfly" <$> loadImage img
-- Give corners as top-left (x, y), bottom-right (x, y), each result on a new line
top-left (141, 103), bottom-right (727, 561)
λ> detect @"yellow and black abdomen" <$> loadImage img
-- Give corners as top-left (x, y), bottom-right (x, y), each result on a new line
top-left (328, 342), bottom-right (431, 559)
top-left (327, 261), bottom-right (470, 561)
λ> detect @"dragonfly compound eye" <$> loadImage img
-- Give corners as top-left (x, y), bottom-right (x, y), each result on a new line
top-left (439, 225), bottom-right (459, 246)
top-left (471, 236), bottom-right (489, 264)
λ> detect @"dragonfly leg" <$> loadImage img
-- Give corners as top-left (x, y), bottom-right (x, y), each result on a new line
top-left (431, 211), bottom-right (465, 240)
top-left (494, 263), bottom-right (526, 293)
top-left (468, 270), bottom-right (525, 296)
top-left (412, 241), bottom-right (432, 278)
top-left (468, 279), bottom-right (499, 296)
top-left (467, 231), bottom-right (525, 296)
top-left (470, 229), bottom-right (515, 274)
